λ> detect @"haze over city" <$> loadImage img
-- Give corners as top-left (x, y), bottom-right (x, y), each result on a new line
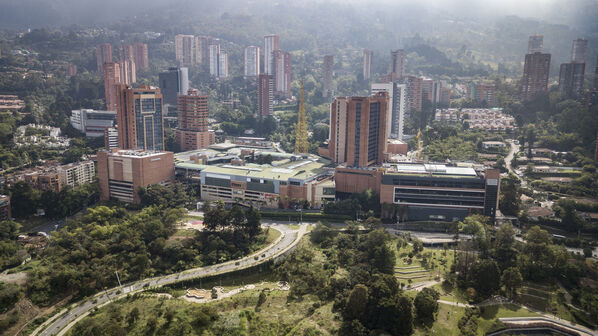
top-left (0, 0), bottom-right (597, 335)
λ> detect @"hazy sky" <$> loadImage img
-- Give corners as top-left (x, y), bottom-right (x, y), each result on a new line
top-left (0, 0), bottom-right (595, 30)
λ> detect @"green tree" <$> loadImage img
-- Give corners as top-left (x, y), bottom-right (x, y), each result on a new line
top-left (414, 288), bottom-right (439, 325)
top-left (470, 260), bottom-right (500, 298)
top-left (501, 267), bottom-right (523, 298)
top-left (344, 284), bottom-right (368, 321)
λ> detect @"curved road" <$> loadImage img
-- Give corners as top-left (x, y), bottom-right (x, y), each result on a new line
top-left (32, 223), bottom-right (305, 336)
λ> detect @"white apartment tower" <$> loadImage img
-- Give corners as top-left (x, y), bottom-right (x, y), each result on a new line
top-left (244, 46), bottom-right (260, 77)
top-left (371, 82), bottom-right (407, 140)
top-left (263, 34), bottom-right (279, 75)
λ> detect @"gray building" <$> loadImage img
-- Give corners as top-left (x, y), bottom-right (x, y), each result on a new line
top-left (371, 82), bottom-right (407, 140)
top-left (70, 109), bottom-right (117, 137)
top-left (158, 67), bottom-right (189, 107)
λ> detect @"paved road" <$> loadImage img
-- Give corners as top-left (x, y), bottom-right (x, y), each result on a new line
top-left (32, 223), bottom-right (305, 336)
top-left (504, 140), bottom-right (518, 176)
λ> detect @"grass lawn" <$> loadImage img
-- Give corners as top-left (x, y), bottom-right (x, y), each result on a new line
top-left (477, 304), bottom-right (540, 335)
top-left (265, 227), bottom-right (281, 244)
top-left (395, 244), bottom-right (454, 285)
top-left (183, 215), bottom-right (204, 220)
top-left (68, 286), bottom-right (340, 335)
top-left (173, 229), bottom-right (196, 237)
top-left (413, 303), bottom-right (466, 335)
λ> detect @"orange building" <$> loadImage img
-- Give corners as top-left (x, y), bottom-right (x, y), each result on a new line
top-left (327, 92), bottom-right (389, 167)
top-left (401, 75), bottom-right (423, 114)
top-left (134, 42), bottom-right (149, 69)
top-left (118, 59), bottom-right (136, 85)
top-left (258, 74), bottom-right (274, 117)
top-left (175, 89), bottom-right (215, 151)
top-left (103, 62), bottom-right (121, 111)
top-left (116, 85), bottom-right (165, 151)
top-left (97, 149), bottom-right (174, 204)
top-left (96, 43), bottom-right (112, 72)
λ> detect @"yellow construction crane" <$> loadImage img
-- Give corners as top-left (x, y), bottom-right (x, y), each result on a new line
top-left (294, 80), bottom-right (309, 154)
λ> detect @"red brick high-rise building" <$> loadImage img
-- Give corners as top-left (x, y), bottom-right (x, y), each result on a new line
top-left (272, 50), bottom-right (291, 98)
top-left (195, 36), bottom-right (210, 66)
top-left (390, 49), bottom-right (406, 79)
top-left (326, 92), bottom-right (389, 167)
top-left (116, 84), bottom-right (165, 151)
top-left (401, 75), bottom-right (423, 114)
top-left (175, 89), bottom-right (215, 151)
top-left (96, 43), bottom-right (112, 72)
top-left (134, 42), bottom-right (149, 69)
top-left (103, 62), bottom-right (121, 111)
top-left (175, 34), bottom-right (195, 67)
top-left (258, 74), bottom-right (274, 117)
top-left (118, 59), bottom-right (136, 85)
top-left (521, 52), bottom-right (551, 101)
top-left (559, 62), bottom-right (585, 98)
top-left (119, 44), bottom-right (135, 61)
top-left (467, 83), bottom-right (496, 107)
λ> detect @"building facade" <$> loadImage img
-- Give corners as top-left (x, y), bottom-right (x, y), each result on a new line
top-left (244, 46), bottom-right (260, 77)
top-left (159, 67), bottom-right (189, 107)
top-left (327, 92), bottom-right (389, 167)
top-left (103, 62), bottom-right (121, 111)
top-left (116, 85), bottom-right (165, 151)
top-left (175, 150), bottom-right (334, 209)
top-left (571, 38), bottom-right (588, 64)
top-left (70, 109), bottom-right (117, 137)
top-left (559, 62), bottom-right (586, 98)
top-left (371, 82), bottom-right (407, 140)
top-left (58, 161), bottom-right (95, 188)
top-left (97, 149), bottom-right (174, 203)
top-left (528, 34), bottom-right (544, 53)
top-left (174, 34), bottom-right (195, 66)
top-left (335, 164), bottom-right (500, 221)
top-left (401, 75), bottom-right (423, 114)
top-left (118, 59), bottom-right (136, 85)
top-left (134, 42), bottom-right (149, 69)
top-left (467, 83), bottom-right (496, 107)
top-left (104, 127), bottom-right (118, 150)
top-left (218, 53), bottom-right (229, 79)
top-left (257, 74), bottom-right (274, 117)
top-left (209, 43), bottom-right (220, 77)
top-left (521, 52), bottom-right (551, 101)
top-left (272, 50), bottom-right (291, 97)
top-left (96, 43), bottom-right (112, 72)
top-left (195, 36), bottom-right (210, 66)
top-left (390, 49), bottom-right (406, 79)
top-left (264, 34), bottom-right (279, 75)
top-left (175, 89), bottom-right (215, 151)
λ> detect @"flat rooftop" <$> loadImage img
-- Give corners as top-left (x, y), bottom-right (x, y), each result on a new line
top-left (201, 157), bottom-right (331, 181)
top-left (175, 148), bottom-right (332, 182)
top-left (108, 150), bottom-right (170, 158)
top-left (385, 163), bottom-right (479, 178)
